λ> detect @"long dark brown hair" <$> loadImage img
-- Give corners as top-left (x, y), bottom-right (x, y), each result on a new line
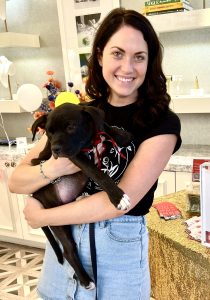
top-left (86, 7), bottom-right (170, 128)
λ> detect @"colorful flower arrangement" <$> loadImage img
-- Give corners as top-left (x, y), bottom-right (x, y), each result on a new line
top-left (41, 70), bottom-right (62, 111)
top-left (28, 70), bottom-right (89, 138)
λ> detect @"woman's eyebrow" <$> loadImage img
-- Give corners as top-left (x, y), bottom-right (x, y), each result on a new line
top-left (110, 46), bottom-right (147, 55)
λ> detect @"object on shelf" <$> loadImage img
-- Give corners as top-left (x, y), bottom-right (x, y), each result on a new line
top-left (170, 74), bottom-right (183, 96)
top-left (190, 76), bottom-right (204, 96)
top-left (166, 75), bottom-right (172, 94)
top-left (0, 55), bottom-right (16, 100)
top-left (145, 7), bottom-right (191, 16)
top-left (143, 0), bottom-right (193, 16)
top-left (0, 56), bottom-right (16, 95)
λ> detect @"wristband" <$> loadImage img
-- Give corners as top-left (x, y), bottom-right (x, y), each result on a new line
top-left (39, 160), bottom-right (61, 184)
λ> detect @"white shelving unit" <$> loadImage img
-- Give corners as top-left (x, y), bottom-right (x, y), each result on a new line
top-left (0, 100), bottom-right (24, 113)
top-left (0, 32), bottom-right (40, 48)
top-left (147, 8), bottom-right (210, 33)
top-left (146, 8), bottom-right (210, 114)
top-left (170, 95), bottom-right (210, 113)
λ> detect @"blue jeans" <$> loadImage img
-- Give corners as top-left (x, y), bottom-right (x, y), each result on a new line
top-left (37, 215), bottom-right (151, 300)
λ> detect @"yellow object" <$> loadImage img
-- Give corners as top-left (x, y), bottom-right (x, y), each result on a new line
top-left (194, 76), bottom-right (199, 89)
top-left (55, 92), bottom-right (80, 107)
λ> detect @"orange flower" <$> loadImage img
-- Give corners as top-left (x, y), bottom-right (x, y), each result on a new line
top-left (33, 111), bottom-right (47, 120)
top-left (47, 70), bottom-right (54, 76)
top-left (49, 101), bottom-right (55, 110)
top-left (54, 79), bottom-right (62, 89)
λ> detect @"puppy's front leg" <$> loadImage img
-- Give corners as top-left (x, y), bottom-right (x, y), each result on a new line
top-left (71, 154), bottom-right (130, 211)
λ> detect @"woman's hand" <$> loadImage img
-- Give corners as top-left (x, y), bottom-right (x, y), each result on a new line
top-left (43, 156), bottom-right (81, 179)
top-left (23, 197), bottom-right (46, 228)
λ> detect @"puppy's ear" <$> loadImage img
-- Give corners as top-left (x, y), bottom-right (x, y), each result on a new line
top-left (83, 106), bottom-right (105, 131)
top-left (104, 123), bottom-right (133, 147)
top-left (31, 114), bottom-right (48, 141)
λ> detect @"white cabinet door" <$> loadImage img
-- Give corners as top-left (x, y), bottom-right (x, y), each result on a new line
top-left (0, 164), bottom-right (23, 238)
top-left (176, 171), bottom-right (192, 192)
top-left (155, 171), bottom-right (176, 198)
top-left (0, 160), bottom-right (46, 248)
top-left (17, 194), bottom-right (46, 247)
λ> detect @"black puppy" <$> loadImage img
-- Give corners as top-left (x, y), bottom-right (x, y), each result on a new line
top-left (31, 102), bottom-right (132, 289)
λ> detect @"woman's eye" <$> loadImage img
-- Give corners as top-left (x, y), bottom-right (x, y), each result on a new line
top-left (135, 55), bottom-right (145, 62)
top-left (112, 51), bottom-right (122, 59)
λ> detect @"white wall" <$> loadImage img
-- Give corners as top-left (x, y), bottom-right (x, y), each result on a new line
top-left (1, 0), bottom-right (210, 145)
top-left (0, 0), bottom-right (65, 139)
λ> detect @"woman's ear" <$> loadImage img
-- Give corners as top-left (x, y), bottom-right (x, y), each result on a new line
top-left (97, 47), bottom-right (103, 67)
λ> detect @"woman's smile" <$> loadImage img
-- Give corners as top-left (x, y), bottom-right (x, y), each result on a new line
top-left (115, 75), bottom-right (135, 83)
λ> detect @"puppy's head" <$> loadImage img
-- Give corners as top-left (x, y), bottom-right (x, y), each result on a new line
top-left (45, 103), bottom-right (105, 158)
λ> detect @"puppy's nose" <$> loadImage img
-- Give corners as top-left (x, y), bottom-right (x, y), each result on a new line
top-left (51, 144), bottom-right (62, 156)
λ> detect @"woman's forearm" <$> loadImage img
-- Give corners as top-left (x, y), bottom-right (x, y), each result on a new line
top-left (27, 191), bottom-right (124, 228)
top-left (8, 162), bottom-right (52, 194)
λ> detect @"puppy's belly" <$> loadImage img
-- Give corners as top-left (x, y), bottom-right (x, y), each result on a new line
top-left (55, 172), bottom-right (88, 204)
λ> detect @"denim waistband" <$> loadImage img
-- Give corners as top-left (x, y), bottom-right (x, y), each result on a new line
top-left (97, 215), bottom-right (146, 228)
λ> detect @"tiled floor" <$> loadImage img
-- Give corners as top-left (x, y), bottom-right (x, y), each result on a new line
top-left (0, 241), bottom-right (155, 300)
top-left (0, 241), bottom-right (43, 300)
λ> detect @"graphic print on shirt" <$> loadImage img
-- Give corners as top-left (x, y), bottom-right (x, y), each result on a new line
top-left (83, 126), bottom-right (136, 194)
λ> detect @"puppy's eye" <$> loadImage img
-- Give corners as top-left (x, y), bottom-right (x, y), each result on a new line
top-left (67, 123), bottom-right (77, 132)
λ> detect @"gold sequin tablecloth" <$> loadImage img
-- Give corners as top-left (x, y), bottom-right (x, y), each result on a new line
top-left (147, 191), bottom-right (210, 300)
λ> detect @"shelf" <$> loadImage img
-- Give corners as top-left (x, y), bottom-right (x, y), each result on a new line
top-left (0, 32), bottom-right (40, 48)
top-left (147, 8), bottom-right (210, 33)
top-left (170, 95), bottom-right (210, 113)
top-left (0, 100), bottom-right (24, 113)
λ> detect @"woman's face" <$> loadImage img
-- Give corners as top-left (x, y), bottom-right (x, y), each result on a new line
top-left (98, 25), bottom-right (148, 106)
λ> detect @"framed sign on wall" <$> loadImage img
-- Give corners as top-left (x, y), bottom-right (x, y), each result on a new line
top-left (56, 0), bottom-right (120, 90)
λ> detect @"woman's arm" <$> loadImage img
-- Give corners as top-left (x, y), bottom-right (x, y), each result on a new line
top-left (23, 134), bottom-right (177, 228)
top-left (8, 134), bottom-right (80, 194)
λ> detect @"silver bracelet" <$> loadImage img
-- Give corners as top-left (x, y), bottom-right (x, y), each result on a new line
top-left (39, 160), bottom-right (61, 185)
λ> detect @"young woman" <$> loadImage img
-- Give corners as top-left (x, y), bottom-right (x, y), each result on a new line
top-left (9, 8), bottom-right (181, 300)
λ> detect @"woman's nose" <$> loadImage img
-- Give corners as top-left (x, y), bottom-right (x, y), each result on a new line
top-left (121, 57), bottom-right (134, 73)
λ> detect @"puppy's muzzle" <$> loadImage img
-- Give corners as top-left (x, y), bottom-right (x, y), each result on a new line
top-left (51, 144), bottom-right (62, 159)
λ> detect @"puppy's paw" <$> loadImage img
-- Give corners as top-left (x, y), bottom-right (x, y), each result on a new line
top-left (117, 194), bottom-right (131, 211)
top-left (86, 281), bottom-right (95, 290)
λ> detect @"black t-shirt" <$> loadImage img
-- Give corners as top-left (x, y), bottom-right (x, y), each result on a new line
top-left (82, 99), bottom-right (181, 216)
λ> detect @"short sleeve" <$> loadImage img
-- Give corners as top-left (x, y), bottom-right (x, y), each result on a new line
top-left (143, 109), bottom-right (182, 154)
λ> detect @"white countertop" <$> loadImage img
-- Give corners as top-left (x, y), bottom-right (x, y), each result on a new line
top-left (0, 144), bottom-right (210, 172)
top-left (165, 144), bottom-right (210, 172)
